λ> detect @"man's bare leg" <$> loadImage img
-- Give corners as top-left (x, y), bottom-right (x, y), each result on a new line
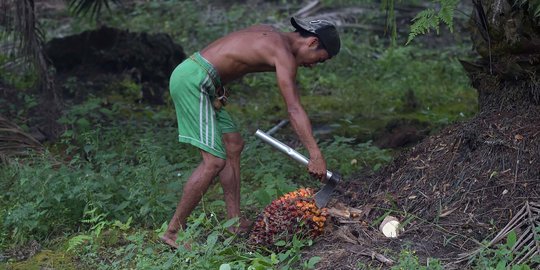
top-left (218, 132), bottom-right (251, 233)
top-left (161, 150), bottom-right (226, 248)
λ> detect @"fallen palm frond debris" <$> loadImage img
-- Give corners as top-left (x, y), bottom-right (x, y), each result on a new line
top-left (455, 201), bottom-right (540, 267)
top-left (0, 115), bottom-right (43, 163)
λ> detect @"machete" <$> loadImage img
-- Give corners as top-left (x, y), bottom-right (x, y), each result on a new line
top-left (255, 129), bottom-right (341, 208)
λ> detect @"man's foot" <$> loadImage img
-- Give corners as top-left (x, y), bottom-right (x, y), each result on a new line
top-left (228, 218), bottom-right (253, 234)
top-left (240, 218), bottom-right (253, 232)
top-left (160, 234), bottom-right (178, 249)
top-left (160, 234), bottom-right (191, 250)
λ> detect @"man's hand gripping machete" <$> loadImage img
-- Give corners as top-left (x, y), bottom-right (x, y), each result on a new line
top-left (255, 129), bottom-right (341, 208)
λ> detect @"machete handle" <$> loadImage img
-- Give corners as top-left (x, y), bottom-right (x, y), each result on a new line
top-left (255, 129), bottom-right (340, 183)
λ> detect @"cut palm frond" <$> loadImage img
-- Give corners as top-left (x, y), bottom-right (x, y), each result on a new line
top-left (456, 201), bottom-right (540, 267)
top-left (0, 115), bottom-right (43, 163)
top-left (67, 0), bottom-right (121, 19)
top-left (1, 0), bottom-right (56, 100)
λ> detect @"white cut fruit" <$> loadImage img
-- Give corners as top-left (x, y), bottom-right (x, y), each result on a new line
top-left (379, 216), bottom-right (401, 238)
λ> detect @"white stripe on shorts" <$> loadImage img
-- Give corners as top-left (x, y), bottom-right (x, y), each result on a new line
top-left (210, 102), bottom-right (215, 148)
top-left (205, 92), bottom-right (209, 145)
top-left (199, 76), bottom-right (210, 144)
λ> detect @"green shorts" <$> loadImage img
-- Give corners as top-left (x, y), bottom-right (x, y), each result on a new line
top-left (169, 52), bottom-right (237, 159)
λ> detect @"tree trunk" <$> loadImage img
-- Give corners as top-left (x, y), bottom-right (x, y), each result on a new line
top-left (464, 0), bottom-right (540, 111)
top-left (16, 0), bottom-right (64, 139)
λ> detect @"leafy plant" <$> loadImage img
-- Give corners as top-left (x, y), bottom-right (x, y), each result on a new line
top-left (407, 0), bottom-right (460, 44)
top-left (67, 206), bottom-right (108, 252)
top-left (391, 249), bottom-right (444, 270)
top-left (68, 0), bottom-right (121, 19)
top-left (321, 136), bottom-right (392, 175)
top-left (470, 230), bottom-right (536, 269)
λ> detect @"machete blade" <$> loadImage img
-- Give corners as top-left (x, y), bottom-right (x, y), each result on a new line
top-left (314, 179), bottom-right (337, 208)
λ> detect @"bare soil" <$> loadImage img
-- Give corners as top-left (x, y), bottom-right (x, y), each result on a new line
top-left (304, 106), bottom-right (540, 269)
top-left (45, 26), bottom-right (185, 105)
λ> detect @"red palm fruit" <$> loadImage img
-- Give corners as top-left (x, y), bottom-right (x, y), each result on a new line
top-left (248, 188), bottom-right (329, 248)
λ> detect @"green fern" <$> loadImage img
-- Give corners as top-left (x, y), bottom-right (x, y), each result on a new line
top-left (407, 9), bottom-right (439, 44)
top-left (67, 234), bottom-right (92, 251)
top-left (67, 208), bottom-right (110, 252)
top-left (439, 0), bottom-right (459, 30)
top-left (407, 0), bottom-right (459, 45)
top-left (113, 216), bottom-right (133, 231)
top-left (81, 207), bottom-right (108, 238)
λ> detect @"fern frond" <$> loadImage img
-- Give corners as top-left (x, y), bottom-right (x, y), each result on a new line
top-left (407, 9), bottom-right (439, 44)
top-left (113, 217), bottom-right (132, 231)
top-left (407, 0), bottom-right (460, 45)
top-left (67, 234), bottom-right (92, 251)
top-left (67, 0), bottom-right (121, 19)
top-left (439, 0), bottom-right (459, 32)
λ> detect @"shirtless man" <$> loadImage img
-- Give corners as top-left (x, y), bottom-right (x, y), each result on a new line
top-left (161, 17), bottom-right (340, 249)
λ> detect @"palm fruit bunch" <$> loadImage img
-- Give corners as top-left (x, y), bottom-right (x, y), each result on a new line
top-left (248, 188), bottom-right (328, 247)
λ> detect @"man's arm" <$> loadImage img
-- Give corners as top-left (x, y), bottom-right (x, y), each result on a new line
top-left (273, 52), bottom-right (327, 181)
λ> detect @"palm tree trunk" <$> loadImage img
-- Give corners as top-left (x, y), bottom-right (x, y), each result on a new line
top-left (463, 0), bottom-right (540, 112)
top-left (10, 0), bottom-right (64, 139)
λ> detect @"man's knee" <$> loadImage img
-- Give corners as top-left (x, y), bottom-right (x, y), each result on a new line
top-left (228, 138), bottom-right (245, 154)
top-left (224, 133), bottom-right (244, 155)
top-left (201, 152), bottom-right (226, 173)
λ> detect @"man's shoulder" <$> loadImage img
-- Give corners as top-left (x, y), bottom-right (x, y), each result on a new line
top-left (235, 25), bottom-right (286, 42)
top-left (231, 25), bottom-right (290, 53)
top-left (240, 24), bottom-right (280, 32)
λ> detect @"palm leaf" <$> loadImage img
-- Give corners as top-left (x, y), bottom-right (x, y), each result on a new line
top-left (456, 201), bottom-right (540, 267)
top-left (0, 115), bottom-right (43, 163)
top-left (0, 0), bottom-right (56, 101)
top-left (67, 0), bottom-right (121, 19)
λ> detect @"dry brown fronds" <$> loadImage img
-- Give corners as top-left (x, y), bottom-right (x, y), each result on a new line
top-left (0, 115), bottom-right (43, 163)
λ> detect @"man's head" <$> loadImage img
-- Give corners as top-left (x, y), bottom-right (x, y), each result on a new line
top-left (291, 17), bottom-right (340, 58)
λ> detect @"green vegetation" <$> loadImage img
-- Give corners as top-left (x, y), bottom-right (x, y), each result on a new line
top-left (407, 0), bottom-right (460, 44)
top-left (386, 231), bottom-right (538, 270)
top-left (0, 0), bottom-right (485, 269)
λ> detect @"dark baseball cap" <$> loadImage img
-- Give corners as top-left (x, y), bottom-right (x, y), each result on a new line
top-left (291, 17), bottom-right (340, 57)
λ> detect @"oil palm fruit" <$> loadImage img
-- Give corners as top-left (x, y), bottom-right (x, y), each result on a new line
top-left (248, 188), bottom-right (328, 247)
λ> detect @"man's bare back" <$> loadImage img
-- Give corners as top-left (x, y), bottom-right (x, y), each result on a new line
top-left (200, 25), bottom-right (292, 85)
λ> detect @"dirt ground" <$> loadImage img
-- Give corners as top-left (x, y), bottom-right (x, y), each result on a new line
top-left (304, 107), bottom-right (540, 269)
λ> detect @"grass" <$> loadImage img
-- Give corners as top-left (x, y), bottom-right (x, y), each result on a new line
top-left (0, 0), bottom-right (483, 269)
